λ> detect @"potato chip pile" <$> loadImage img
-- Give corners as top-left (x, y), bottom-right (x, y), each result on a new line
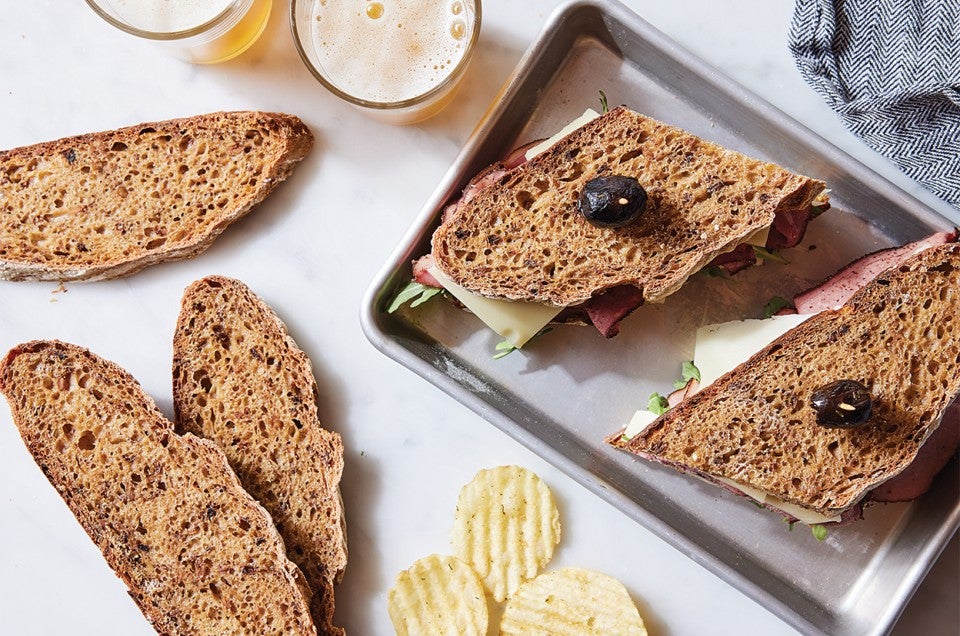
top-left (387, 465), bottom-right (648, 635)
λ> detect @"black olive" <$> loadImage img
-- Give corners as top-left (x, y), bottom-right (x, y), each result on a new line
top-left (577, 175), bottom-right (648, 228)
top-left (810, 380), bottom-right (872, 428)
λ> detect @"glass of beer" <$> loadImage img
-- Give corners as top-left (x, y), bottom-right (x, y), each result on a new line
top-left (291, 0), bottom-right (481, 125)
top-left (84, 0), bottom-right (272, 64)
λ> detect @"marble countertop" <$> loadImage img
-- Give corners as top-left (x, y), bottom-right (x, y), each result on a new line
top-left (0, 1), bottom-right (956, 634)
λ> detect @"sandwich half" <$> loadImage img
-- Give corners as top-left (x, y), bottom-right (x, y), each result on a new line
top-left (398, 106), bottom-right (827, 346)
top-left (609, 239), bottom-right (960, 524)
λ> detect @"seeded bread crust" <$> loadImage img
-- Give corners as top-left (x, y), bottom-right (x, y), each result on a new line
top-left (0, 340), bottom-right (317, 636)
top-left (611, 243), bottom-right (960, 515)
top-left (432, 106), bottom-right (825, 307)
top-left (173, 276), bottom-right (347, 636)
top-left (0, 112), bottom-right (313, 281)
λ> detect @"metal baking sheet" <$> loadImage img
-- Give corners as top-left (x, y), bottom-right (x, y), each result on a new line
top-left (360, 1), bottom-right (960, 634)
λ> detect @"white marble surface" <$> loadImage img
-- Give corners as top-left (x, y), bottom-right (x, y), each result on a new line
top-left (0, 1), bottom-right (956, 635)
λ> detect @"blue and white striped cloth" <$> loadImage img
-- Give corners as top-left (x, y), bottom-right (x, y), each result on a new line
top-left (789, 0), bottom-right (960, 208)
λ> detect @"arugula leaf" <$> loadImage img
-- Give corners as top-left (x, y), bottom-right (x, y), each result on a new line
top-left (387, 281), bottom-right (442, 313)
top-left (492, 327), bottom-right (553, 360)
top-left (762, 295), bottom-right (793, 319)
top-left (811, 190), bottom-right (831, 218)
top-left (681, 360), bottom-right (701, 382)
top-left (811, 524), bottom-right (829, 541)
top-left (673, 360), bottom-right (702, 389)
top-left (598, 90), bottom-right (609, 114)
top-left (411, 288), bottom-right (442, 307)
top-left (492, 339), bottom-right (517, 360)
top-left (647, 392), bottom-right (669, 415)
top-left (699, 265), bottom-right (729, 278)
top-left (752, 246), bottom-right (790, 265)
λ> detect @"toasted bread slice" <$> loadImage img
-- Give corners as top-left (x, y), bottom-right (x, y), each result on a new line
top-left (611, 243), bottom-right (960, 516)
top-left (0, 112), bottom-right (313, 282)
top-left (432, 106), bottom-right (825, 307)
top-left (0, 340), bottom-right (317, 635)
top-left (173, 276), bottom-right (347, 636)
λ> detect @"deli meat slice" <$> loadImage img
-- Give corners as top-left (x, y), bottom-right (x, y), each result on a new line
top-left (583, 285), bottom-right (645, 338)
top-left (767, 206), bottom-right (812, 249)
top-left (795, 230), bottom-right (957, 314)
top-left (412, 254), bottom-right (441, 288)
top-left (706, 243), bottom-right (756, 275)
top-left (869, 401), bottom-right (960, 503)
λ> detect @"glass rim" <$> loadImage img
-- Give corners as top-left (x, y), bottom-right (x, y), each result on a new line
top-left (84, 0), bottom-right (250, 40)
top-left (289, 0), bottom-right (482, 111)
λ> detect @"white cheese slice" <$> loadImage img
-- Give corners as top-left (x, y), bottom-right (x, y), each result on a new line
top-left (743, 226), bottom-right (770, 248)
top-left (428, 267), bottom-right (563, 348)
top-left (524, 108), bottom-right (601, 161)
top-left (767, 495), bottom-right (841, 525)
top-left (714, 476), bottom-right (840, 524)
top-left (694, 313), bottom-right (813, 387)
top-left (622, 409), bottom-right (659, 439)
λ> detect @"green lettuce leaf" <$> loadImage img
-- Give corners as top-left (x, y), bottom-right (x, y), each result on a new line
top-left (387, 281), bottom-right (442, 313)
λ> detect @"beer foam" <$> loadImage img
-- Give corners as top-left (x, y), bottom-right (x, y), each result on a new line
top-left (105, 0), bottom-right (234, 32)
top-left (310, 0), bottom-right (475, 103)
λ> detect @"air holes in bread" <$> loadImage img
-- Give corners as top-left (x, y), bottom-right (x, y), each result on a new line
top-left (618, 148), bottom-right (643, 164)
top-left (77, 430), bottom-right (96, 450)
top-left (516, 190), bottom-right (535, 210)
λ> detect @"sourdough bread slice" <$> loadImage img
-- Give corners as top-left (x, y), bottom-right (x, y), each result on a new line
top-left (431, 106), bottom-right (825, 307)
top-left (0, 340), bottom-right (317, 636)
top-left (0, 112), bottom-right (313, 281)
top-left (173, 276), bottom-right (347, 636)
top-left (611, 243), bottom-right (960, 516)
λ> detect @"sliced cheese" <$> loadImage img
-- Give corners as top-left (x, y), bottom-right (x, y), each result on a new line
top-left (743, 226), bottom-right (770, 248)
top-left (622, 409), bottom-right (659, 439)
top-left (714, 476), bottom-right (840, 524)
top-left (524, 108), bottom-right (601, 161)
top-left (694, 313), bottom-right (813, 387)
top-left (428, 266), bottom-right (562, 348)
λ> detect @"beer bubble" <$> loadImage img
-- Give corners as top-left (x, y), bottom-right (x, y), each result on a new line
top-left (450, 19), bottom-right (465, 40)
top-left (366, 2), bottom-right (384, 19)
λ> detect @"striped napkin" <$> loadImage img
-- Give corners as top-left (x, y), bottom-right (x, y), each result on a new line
top-left (789, 0), bottom-right (960, 208)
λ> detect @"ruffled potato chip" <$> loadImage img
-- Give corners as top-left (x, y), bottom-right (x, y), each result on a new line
top-left (387, 554), bottom-right (488, 636)
top-left (451, 465), bottom-right (561, 601)
top-left (500, 567), bottom-right (648, 636)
